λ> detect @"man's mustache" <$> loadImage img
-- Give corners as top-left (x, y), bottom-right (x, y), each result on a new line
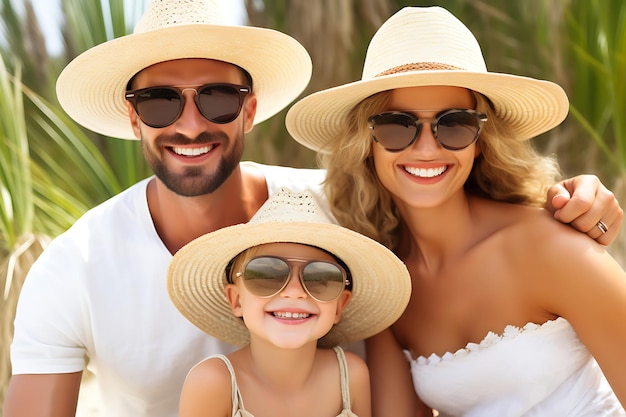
top-left (155, 131), bottom-right (229, 147)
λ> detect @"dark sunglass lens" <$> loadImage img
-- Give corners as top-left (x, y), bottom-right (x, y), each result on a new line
top-left (243, 257), bottom-right (289, 297)
top-left (197, 85), bottom-right (243, 124)
top-left (371, 113), bottom-right (419, 151)
top-left (135, 88), bottom-right (182, 127)
top-left (437, 111), bottom-right (481, 150)
top-left (302, 262), bottom-right (345, 301)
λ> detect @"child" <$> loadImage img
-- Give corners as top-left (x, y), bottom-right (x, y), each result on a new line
top-left (167, 187), bottom-right (412, 417)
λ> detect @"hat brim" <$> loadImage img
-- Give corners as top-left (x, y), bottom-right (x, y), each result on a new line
top-left (57, 25), bottom-right (312, 139)
top-left (167, 221), bottom-right (412, 347)
top-left (286, 70), bottom-right (569, 153)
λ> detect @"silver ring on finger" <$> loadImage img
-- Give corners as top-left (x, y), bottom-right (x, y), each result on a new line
top-left (596, 220), bottom-right (608, 234)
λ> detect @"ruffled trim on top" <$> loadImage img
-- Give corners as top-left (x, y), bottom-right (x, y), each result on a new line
top-left (411, 317), bottom-right (568, 366)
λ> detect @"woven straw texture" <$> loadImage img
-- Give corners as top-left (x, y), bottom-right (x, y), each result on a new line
top-left (285, 6), bottom-right (569, 153)
top-left (167, 188), bottom-right (412, 347)
top-left (56, 0), bottom-right (312, 139)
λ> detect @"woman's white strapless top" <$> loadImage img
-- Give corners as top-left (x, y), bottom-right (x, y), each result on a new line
top-left (404, 318), bottom-right (624, 416)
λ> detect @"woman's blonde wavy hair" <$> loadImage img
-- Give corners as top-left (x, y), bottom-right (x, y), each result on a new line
top-left (319, 90), bottom-right (562, 250)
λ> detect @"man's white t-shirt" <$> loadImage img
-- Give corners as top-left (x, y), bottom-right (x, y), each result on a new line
top-left (11, 162), bottom-right (328, 417)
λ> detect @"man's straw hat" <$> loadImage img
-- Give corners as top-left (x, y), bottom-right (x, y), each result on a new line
top-left (57, 0), bottom-right (312, 139)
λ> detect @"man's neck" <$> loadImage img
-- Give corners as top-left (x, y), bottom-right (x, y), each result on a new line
top-left (147, 164), bottom-right (268, 254)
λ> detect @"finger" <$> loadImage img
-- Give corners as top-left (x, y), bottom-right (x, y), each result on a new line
top-left (590, 219), bottom-right (617, 246)
top-left (549, 175), bottom-right (603, 221)
top-left (591, 207), bottom-right (622, 246)
top-left (550, 175), bottom-right (623, 246)
top-left (552, 175), bottom-right (613, 225)
top-left (552, 191), bottom-right (594, 225)
top-left (548, 192), bottom-right (569, 211)
top-left (584, 217), bottom-right (605, 239)
top-left (545, 182), bottom-right (573, 212)
top-left (570, 195), bottom-right (622, 245)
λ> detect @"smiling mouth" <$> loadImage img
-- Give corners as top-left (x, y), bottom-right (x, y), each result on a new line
top-left (404, 165), bottom-right (448, 178)
top-left (272, 312), bottom-right (311, 319)
top-left (171, 145), bottom-right (215, 156)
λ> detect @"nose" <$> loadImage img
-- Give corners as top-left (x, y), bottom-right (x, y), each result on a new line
top-left (279, 269), bottom-right (308, 299)
top-left (411, 121), bottom-right (441, 154)
top-left (174, 88), bottom-right (207, 138)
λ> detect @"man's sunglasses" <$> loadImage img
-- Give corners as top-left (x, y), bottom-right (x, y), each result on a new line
top-left (227, 255), bottom-right (351, 303)
top-left (125, 83), bottom-right (251, 128)
top-left (368, 109), bottom-right (487, 152)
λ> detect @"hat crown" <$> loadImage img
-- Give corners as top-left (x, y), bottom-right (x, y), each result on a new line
top-left (135, 0), bottom-right (226, 34)
top-left (362, 6), bottom-right (487, 80)
top-left (249, 188), bottom-right (332, 226)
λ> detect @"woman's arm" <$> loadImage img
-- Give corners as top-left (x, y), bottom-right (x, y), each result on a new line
top-left (366, 328), bottom-right (432, 417)
top-left (527, 222), bottom-right (626, 408)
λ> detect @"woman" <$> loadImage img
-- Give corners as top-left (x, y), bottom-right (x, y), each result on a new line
top-left (285, 6), bottom-right (626, 417)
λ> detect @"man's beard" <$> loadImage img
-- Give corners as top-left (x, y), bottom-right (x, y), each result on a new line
top-left (142, 130), bottom-right (244, 197)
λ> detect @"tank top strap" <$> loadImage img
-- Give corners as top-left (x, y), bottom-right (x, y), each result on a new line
top-left (333, 346), bottom-right (352, 410)
top-left (210, 354), bottom-right (247, 417)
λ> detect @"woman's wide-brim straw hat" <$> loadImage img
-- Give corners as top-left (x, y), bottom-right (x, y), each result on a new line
top-left (167, 188), bottom-right (412, 348)
top-left (56, 0), bottom-right (312, 140)
top-left (286, 6), bottom-right (569, 153)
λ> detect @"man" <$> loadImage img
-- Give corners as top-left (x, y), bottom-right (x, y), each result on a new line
top-left (4, 1), bottom-right (622, 416)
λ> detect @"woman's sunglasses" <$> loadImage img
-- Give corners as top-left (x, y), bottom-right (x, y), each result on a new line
top-left (125, 83), bottom-right (251, 128)
top-left (368, 109), bottom-right (487, 152)
top-left (227, 255), bottom-right (351, 303)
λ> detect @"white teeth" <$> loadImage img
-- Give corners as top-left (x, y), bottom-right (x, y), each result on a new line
top-left (273, 312), bottom-right (310, 319)
top-left (172, 145), bottom-right (213, 156)
top-left (404, 165), bottom-right (447, 178)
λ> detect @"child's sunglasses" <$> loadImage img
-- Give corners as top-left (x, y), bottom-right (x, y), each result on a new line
top-left (227, 255), bottom-right (351, 303)
top-left (368, 108), bottom-right (487, 152)
top-left (125, 83), bottom-right (251, 128)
